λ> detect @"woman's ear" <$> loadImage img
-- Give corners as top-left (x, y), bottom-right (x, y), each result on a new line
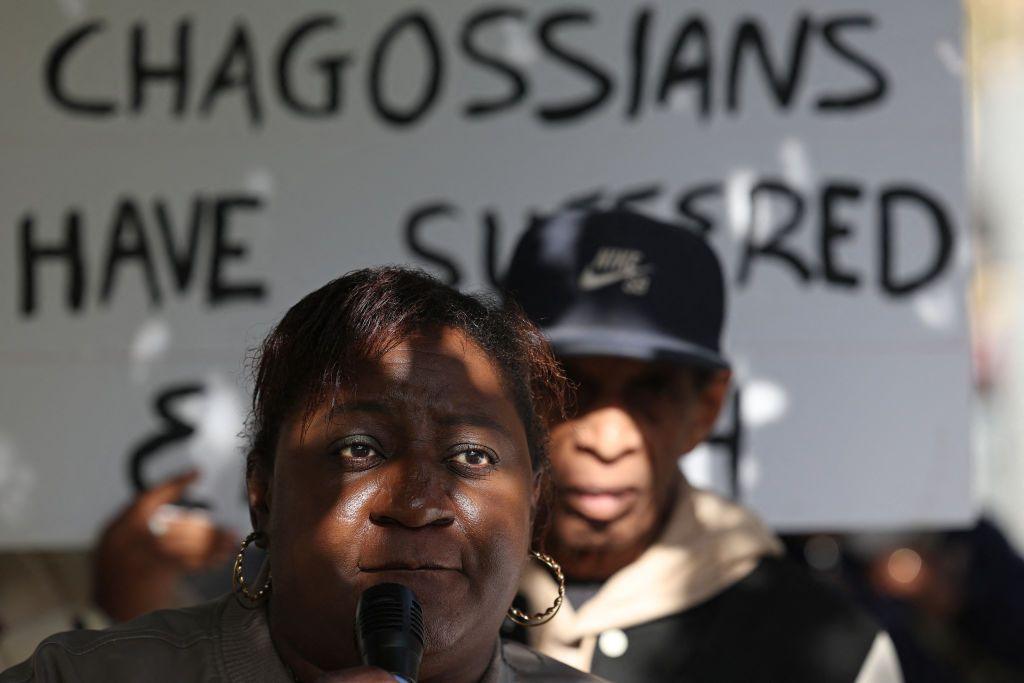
top-left (246, 453), bottom-right (273, 543)
top-left (531, 468), bottom-right (544, 510)
top-left (529, 463), bottom-right (553, 549)
top-left (532, 464), bottom-right (548, 528)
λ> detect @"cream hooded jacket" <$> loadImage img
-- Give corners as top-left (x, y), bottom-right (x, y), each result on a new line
top-left (519, 478), bottom-right (902, 683)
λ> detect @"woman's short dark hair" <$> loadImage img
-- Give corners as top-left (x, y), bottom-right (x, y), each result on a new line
top-left (246, 266), bottom-right (566, 478)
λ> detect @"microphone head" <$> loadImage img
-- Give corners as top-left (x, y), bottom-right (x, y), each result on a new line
top-left (356, 583), bottom-right (425, 682)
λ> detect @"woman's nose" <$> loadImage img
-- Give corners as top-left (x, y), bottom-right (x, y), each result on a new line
top-left (369, 461), bottom-right (455, 529)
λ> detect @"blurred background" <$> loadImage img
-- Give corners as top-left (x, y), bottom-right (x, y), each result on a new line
top-left (780, 2), bottom-right (1024, 679)
top-left (1, 0), bottom-right (1023, 679)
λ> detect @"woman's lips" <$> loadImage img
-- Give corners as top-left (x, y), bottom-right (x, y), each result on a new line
top-left (561, 487), bottom-right (639, 522)
top-left (360, 562), bottom-right (461, 572)
top-left (358, 565), bottom-right (467, 594)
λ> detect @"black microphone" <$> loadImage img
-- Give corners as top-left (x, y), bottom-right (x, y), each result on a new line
top-left (356, 583), bottom-right (425, 683)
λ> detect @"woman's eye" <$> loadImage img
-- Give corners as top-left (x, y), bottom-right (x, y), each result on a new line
top-left (448, 447), bottom-right (498, 470)
top-left (340, 443), bottom-right (378, 459)
top-left (333, 436), bottom-right (385, 470)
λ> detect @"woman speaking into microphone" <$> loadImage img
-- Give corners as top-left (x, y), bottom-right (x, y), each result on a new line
top-left (2, 268), bottom-right (601, 683)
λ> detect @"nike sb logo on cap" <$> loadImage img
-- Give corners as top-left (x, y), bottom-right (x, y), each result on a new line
top-left (578, 247), bottom-right (653, 296)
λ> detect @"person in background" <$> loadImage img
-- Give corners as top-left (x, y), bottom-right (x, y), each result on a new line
top-left (0, 472), bottom-right (237, 668)
top-left (502, 209), bottom-right (903, 682)
top-left (92, 470), bottom-right (238, 621)
top-left (784, 518), bottom-right (1024, 683)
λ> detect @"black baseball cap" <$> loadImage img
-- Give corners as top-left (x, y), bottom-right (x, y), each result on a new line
top-left (503, 209), bottom-right (729, 370)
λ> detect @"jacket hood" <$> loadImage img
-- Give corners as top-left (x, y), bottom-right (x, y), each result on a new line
top-left (520, 477), bottom-right (783, 670)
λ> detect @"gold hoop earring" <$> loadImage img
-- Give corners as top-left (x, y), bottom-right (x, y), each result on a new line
top-left (508, 550), bottom-right (565, 626)
top-left (232, 531), bottom-right (272, 605)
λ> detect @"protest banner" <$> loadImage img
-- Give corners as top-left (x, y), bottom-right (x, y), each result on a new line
top-left (0, 0), bottom-right (969, 545)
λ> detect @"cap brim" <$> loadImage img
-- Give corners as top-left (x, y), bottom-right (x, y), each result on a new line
top-left (543, 324), bottom-right (730, 370)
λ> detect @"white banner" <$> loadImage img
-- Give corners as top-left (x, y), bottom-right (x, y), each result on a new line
top-left (0, 0), bottom-right (971, 546)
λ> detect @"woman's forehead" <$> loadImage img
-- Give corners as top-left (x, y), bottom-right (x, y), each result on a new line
top-left (319, 384), bottom-right (521, 445)
top-left (314, 329), bottom-right (518, 423)
top-left (376, 328), bottom-right (505, 392)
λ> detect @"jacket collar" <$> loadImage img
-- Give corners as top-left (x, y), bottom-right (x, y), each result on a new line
top-left (218, 596), bottom-right (512, 683)
top-left (219, 596), bottom-right (293, 682)
top-left (521, 477), bottom-right (783, 644)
